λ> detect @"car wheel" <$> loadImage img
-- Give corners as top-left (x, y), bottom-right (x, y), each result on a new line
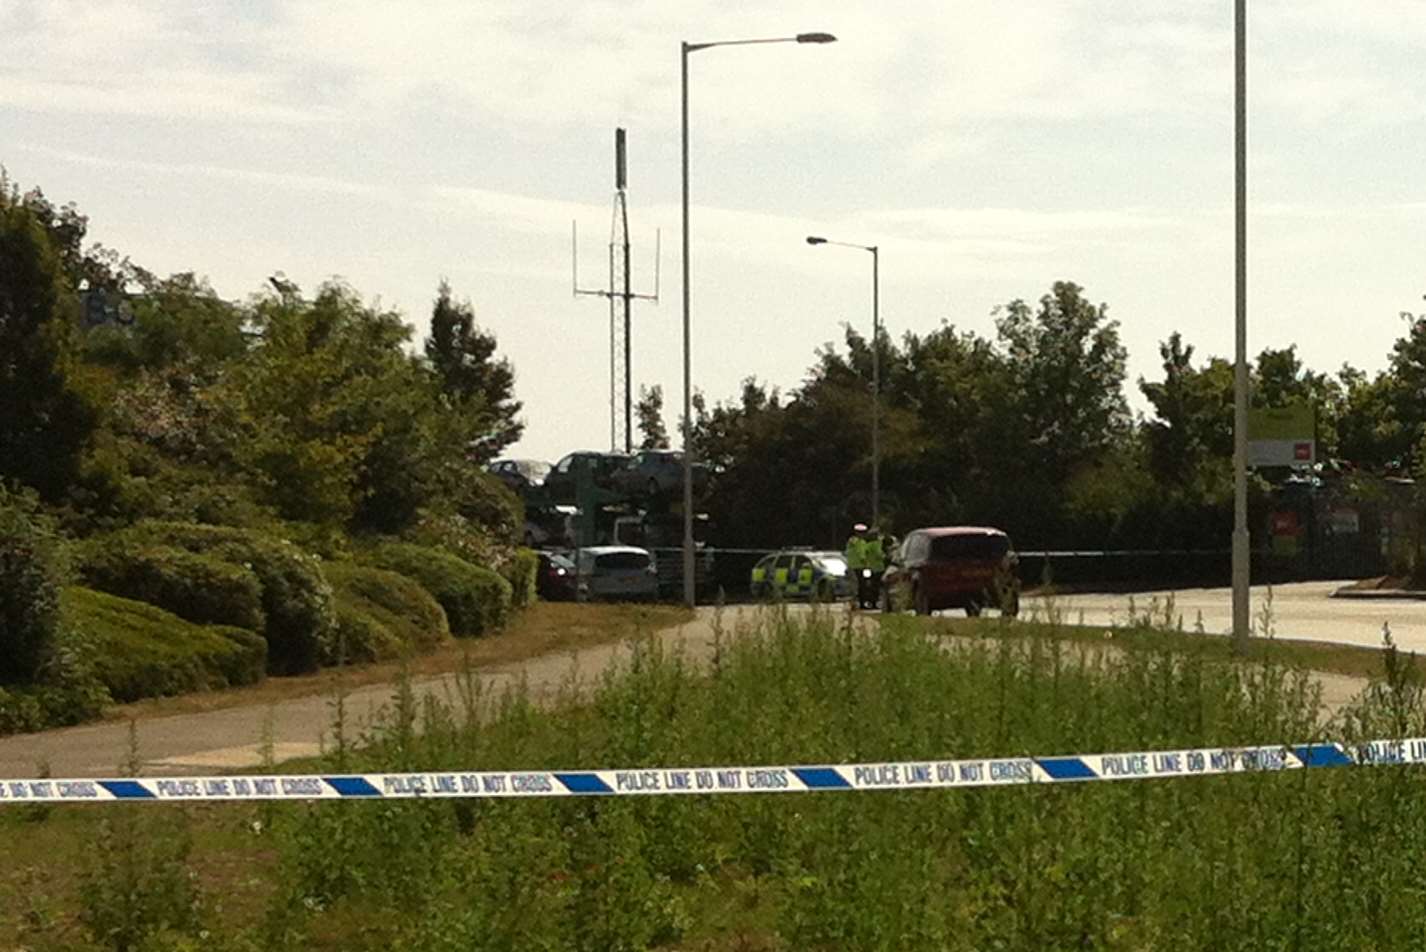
top-left (913, 584), bottom-right (930, 616)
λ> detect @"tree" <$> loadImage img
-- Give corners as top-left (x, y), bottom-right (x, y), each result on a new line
top-left (227, 281), bottom-right (468, 532)
top-left (636, 384), bottom-right (670, 449)
top-left (1139, 332), bottom-right (1234, 486)
top-left (993, 282), bottom-right (1130, 487)
top-left (1380, 313), bottom-right (1426, 472)
top-left (84, 272), bottom-right (248, 376)
top-left (0, 180), bottom-right (97, 499)
top-left (1253, 344), bottom-right (1344, 459)
top-left (1336, 366), bottom-right (1402, 470)
top-left (425, 281), bottom-right (522, 460)
top-left (9, 180), bottom-right (151, 302)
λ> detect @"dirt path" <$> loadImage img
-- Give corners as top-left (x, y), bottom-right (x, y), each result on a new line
top-left (0, 604), bottom-right (1373, 778)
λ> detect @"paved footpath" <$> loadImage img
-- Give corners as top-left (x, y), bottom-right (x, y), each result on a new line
top-left (0, 604), bottom-right (759, 778)
top-left (0, 596), bottom-right (1379, 778)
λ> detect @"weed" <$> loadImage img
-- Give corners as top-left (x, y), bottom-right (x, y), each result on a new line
top-left (23, 607), bottom-right (1426, 950)
top-left (78, 724), bottom-right (205, 952)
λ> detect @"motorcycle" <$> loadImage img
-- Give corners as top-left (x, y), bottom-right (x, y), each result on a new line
top-left (856, 567), bottom-right (880, 610)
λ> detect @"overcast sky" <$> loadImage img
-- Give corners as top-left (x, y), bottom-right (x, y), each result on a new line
top-left (3, 0), bottom-right (1423, 461)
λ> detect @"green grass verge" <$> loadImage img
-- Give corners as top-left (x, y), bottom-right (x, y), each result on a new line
top-left (4, 606), bottom-right (1424, 950)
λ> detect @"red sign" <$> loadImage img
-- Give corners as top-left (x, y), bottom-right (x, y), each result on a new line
top-left (1270, 511), bottom-right (1299, 535)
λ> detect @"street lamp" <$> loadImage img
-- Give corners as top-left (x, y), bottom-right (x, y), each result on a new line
top-left (1232, 0), bottom-right (1249, 652)
top-left (806, 235), bottom-right (880, 529)
top-left (681, 30), bottom-right (838, 609)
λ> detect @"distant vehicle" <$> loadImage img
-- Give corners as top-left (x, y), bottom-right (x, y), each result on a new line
top-left (535, 550), bottom-right (578, 601)
top-left (524, 505), bottom-right (577, 549)
top-left (488, 459), bottom-right (552, 494)
top-left (612, 514), bottom-right (715, 597)
top-left (543, 451), bottom-right (631, 504)
top-left (750, 549), bottom-right (851, 601)
top-left (611, 449), bottom-right (709, 498)
top-left (574, 545), bottom-right (660, 602)
top-left (881, 527), bottom-right (1019, 617)
top-left (487, 459), bottom-right (551, 494)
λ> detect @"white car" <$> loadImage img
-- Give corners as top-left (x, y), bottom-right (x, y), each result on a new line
top-left (574, 546), bottom-right (660, 602)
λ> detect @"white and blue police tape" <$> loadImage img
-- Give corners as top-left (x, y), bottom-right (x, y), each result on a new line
top-left (3, 737), bottom-right (1424, 805)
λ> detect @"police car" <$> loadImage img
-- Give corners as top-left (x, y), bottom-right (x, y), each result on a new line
top-left (749, 548), bottom-right (852, 601)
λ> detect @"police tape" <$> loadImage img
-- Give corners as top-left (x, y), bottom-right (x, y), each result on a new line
top-left (3, 736), bottom-right (1425, 805)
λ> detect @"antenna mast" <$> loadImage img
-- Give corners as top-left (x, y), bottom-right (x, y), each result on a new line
top-left (574, 128), bottom-right (660, 453)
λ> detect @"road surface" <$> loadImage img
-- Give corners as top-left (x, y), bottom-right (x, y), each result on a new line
top-left (1026, 580), bottom-right (1418, 652)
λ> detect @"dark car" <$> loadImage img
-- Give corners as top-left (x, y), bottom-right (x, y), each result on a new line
top-left (487, 459), bottom-right (552, 494)
top-left (536, 550), bottom-right (578, 601)
top-left (542, 451), bottom-right (631, 504)
top-left (610, 449), bottom-right (709, 499)
top-left (881, 527), bottom-right (1019, 617)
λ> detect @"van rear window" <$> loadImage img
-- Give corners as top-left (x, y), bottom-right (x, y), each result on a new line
top-left (596, 552), bottom-right (650, 570)
top-left (929, 534), bottom-right (1009, 561)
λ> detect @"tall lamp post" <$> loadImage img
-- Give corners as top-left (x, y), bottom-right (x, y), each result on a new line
top-left (681, 31), bottom-right (837, 609)
top-left (1232, 0), bottom-right (1250, 652)
top-left (806, 236), bottom-right (880, 528)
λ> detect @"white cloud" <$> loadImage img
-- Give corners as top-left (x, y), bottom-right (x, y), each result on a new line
top-left (15, 143), bottom-right (392, 197)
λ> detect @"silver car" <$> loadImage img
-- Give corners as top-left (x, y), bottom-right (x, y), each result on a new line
top-left (574, 546), bottom-right (660, 602)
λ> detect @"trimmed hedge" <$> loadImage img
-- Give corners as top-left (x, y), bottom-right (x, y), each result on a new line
top-left (501, 547), bottom-right (539, 609)
top-left (60, 587), bottom-right (266, 703)
top-left (91, 521), bottom-right (334, 675)
top-left (323, 563), bottom-right (449, 664)
top-left (76, 540), bottom-right (266, 632)
top-left (0, 484), bottom-right (66, 683)
top-left (364, 543), bottom-right (511, 637)
top-left (0, 624), bottom-right (112, 736)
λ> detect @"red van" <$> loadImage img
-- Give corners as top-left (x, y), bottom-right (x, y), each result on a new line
top-left (880, 527), bottom-right (1020, 617)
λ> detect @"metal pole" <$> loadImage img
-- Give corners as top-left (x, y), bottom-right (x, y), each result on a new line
top-left (871, 246), bottom-right (880, 529)
top-left (609, 227), bottom-right (617, 453)
top-left (1232, 0), bottom-right (1250, 652)
top-left (622, 201), bottom-right (633, 454)
top-left (681, 42), bottom-right (696, 609)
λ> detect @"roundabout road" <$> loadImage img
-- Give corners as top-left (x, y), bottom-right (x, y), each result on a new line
top-left (1025, 580), bottom-right (1420, 653)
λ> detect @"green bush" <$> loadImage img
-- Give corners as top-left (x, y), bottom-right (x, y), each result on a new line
top-left (0, 483), bottom-right (67, 682)
top-left (0, 611), bottom-right (113, 736)
top-left (501, 547), bottom-right (539, 609)
top-left (76, 539), bottom-right (266, 632)
top-left (324, 563), bottom-right (449, 664)
top-left (363, 543), bottom-right (511, 637)
top-left (97, 521), bottom-right (334, 675)
top-left (61, 587), bottom-right (266, 702)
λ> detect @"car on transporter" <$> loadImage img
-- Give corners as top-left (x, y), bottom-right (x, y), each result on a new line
top-left (880, 526), bottom-right (1020, 617)
top-left (609, 449), bottom-right (710, 499)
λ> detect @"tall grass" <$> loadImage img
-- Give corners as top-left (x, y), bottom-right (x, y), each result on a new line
top-left (53, 606), bottom-right (1426, 950)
